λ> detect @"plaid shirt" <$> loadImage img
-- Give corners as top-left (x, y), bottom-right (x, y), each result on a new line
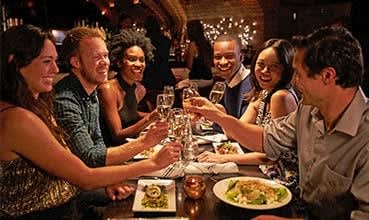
top-left (54, 74), bottom-right (106, 167)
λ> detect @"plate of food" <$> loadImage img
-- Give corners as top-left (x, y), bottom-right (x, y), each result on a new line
top-left (213, 176), bottom-right (292, 210)
top-left (213, 142), bottom-right (244, 154)
top-left (132, 179), bottom-right (176, 212)
top-left (133, 144), bottom-right (163, 159)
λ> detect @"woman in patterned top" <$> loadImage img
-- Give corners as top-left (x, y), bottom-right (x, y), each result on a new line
top-left (0, 25), bottom-right (181, 219)
top-left (198, 39), bottom-right (299, 192)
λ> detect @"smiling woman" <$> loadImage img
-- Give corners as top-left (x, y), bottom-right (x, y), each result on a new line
top-left (97, 29), bottom-right (159, 146)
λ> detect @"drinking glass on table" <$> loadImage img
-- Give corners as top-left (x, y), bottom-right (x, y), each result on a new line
top-left (163, 85), bottom-right (175, 108)
top-left (156, 94), bottom-right (172, 121)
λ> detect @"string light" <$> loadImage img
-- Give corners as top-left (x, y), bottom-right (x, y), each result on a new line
top-left (201, 17), bottom-right (257, 47)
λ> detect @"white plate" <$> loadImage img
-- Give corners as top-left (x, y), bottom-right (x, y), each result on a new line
top-left (133, 179), bottom-right (176, 212)
top-left (133, 144), bottom-right (163, 159)
top-left (213, 142), bottom-right (244, 154)
top-left (213, 176), bottom-right (292, 210)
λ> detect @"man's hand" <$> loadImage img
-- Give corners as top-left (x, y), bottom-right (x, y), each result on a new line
top-left (142, 121), bottom-right (169, 147)
top-left (105, 183), bottom-right (135, 201)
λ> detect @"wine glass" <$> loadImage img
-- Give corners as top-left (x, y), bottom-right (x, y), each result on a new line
top-left (163, 85), bottom-right (175, 108)
top-left (201, 81), bottom-right (226, 126)
top-left (167, 108), bottom-right (186, 141)
top-left (156, 94), bottom-right (171, 121)
top-left (209, 81), bottom-right (226, 104)
top-left (182, 87), bottom-right (199, 110)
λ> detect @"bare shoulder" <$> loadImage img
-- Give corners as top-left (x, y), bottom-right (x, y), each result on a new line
top-left (98, 79), bottom-right (121, 100)
top-left (0, 105), bottom-right (44, 156)
top-left (270, 89), bottom-right (295, 103)
top-left (98, 78), bottom-right (118, 92)
top-left (0, 106), bottom-right (43, 132)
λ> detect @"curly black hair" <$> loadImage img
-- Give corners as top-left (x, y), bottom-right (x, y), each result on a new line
top-left (108, 29), bottom-right (154, 72)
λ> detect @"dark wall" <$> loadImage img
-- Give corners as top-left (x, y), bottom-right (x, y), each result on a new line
top-left (351, 0), bottom-right (369, 95)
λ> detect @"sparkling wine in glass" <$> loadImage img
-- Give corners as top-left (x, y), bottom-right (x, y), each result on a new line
top-left (200, 81), bottom-right (226, 126)
top-left (163, 85), bottom-right (175, 108)
top-left (156, 94), bottom-right (171, 121)
top-left (209, 81), bottom-right (226, 104)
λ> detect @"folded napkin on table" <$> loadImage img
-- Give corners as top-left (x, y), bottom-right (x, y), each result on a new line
top-left (184, 162), bottom-right (239, 174)
top-left (193, 133), bottom-right (228, 144)
top-left (143, 162), bottom-right (184, 178)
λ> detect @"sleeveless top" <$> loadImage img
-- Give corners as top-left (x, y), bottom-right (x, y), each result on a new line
top-left (117, 75), bottom-right (140, 127)
top-left (0, 106), bottom-right (79, 218)
top-left (257, 88), bottom-right (300, 190)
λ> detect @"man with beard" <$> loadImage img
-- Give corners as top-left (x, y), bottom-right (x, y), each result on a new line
top-left (54, 27), bottom-right (178, 205)
top-left (213, 34), bottom-right (253, 118)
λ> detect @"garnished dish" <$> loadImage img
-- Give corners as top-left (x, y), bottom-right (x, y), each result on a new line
top-left (133, 144), bottom-right (163, 159)
top-left (132, 179), bottom-right (176, 212)
top-left (213, 142), bottom-right (244, 154)
top-left (213, 177), bottom-right (292, 210)
top-left (141, 184), bottom-right (168, 209)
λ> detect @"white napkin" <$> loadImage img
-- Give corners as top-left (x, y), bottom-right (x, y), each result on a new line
top-left (184, 162), bottom-right (239, 174)
top-left (193, 133), bottom-right (228, 144)
top-left (144, 162), bottom-right (184, 178)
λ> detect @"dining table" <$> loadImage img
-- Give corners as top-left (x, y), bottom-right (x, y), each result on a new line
top-left (102, 135), bottom-right (304, 220)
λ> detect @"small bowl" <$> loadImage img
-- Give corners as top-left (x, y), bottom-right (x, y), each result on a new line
top-left (183, 175), bottom-right (206, 199)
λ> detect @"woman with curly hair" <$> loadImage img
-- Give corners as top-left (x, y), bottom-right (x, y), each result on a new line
top-left (98, 29), bottom-right (159, 146)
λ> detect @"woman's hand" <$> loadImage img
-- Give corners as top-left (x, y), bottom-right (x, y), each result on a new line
top-left (142, 121), bottom-right (168, 147)
top-left (152, 141), bottom-right (182, 169)
top-left (105, 182), bottom-right (136, 201)
top-left (197, 151), bottom-right (228, 163)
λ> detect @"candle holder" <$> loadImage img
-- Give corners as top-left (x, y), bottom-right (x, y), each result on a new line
top-left (183, 175), bottom-right (206, 199)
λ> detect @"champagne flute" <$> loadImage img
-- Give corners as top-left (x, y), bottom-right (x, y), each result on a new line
top-left (182, 87), bottom-right (199, 109)
top-left (167, 108), bottom-right (185, 141)
top-left (202, 81), bottom-right (226, 126)
top-left (163, 85), bottom-right (175, 108)
top-left (209, 81), bottom-right (226, 104)
top-left (156, 94), bottom-right (171, 121)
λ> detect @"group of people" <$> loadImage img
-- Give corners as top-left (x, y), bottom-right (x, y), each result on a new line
top-left (0, 21), bottom-right (368, 220)
top-left (0, 24), bottom-right (181, 219)
top-left (187, 26), bottom-right (369, 220)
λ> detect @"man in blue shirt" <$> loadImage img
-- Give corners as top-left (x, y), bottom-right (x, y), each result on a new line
top-left (213, 34), bottom-right (253, 118)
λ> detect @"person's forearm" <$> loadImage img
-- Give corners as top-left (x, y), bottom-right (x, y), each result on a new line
top-left (106, 136), bottom-right (148, 165)
top-left (227, 152), bottom-right (271, 165)
top-left (77, 159), bottom-right (160, 190)
top-left (111, 117), bottom-right (150, 144)
top-left (216, 113), bottom-right (264, 152)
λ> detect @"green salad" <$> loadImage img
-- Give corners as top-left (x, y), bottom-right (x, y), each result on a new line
top-left (141, 184), bottom-right (168, 209)
top-left (225, 180), bottom-right (288, 205)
